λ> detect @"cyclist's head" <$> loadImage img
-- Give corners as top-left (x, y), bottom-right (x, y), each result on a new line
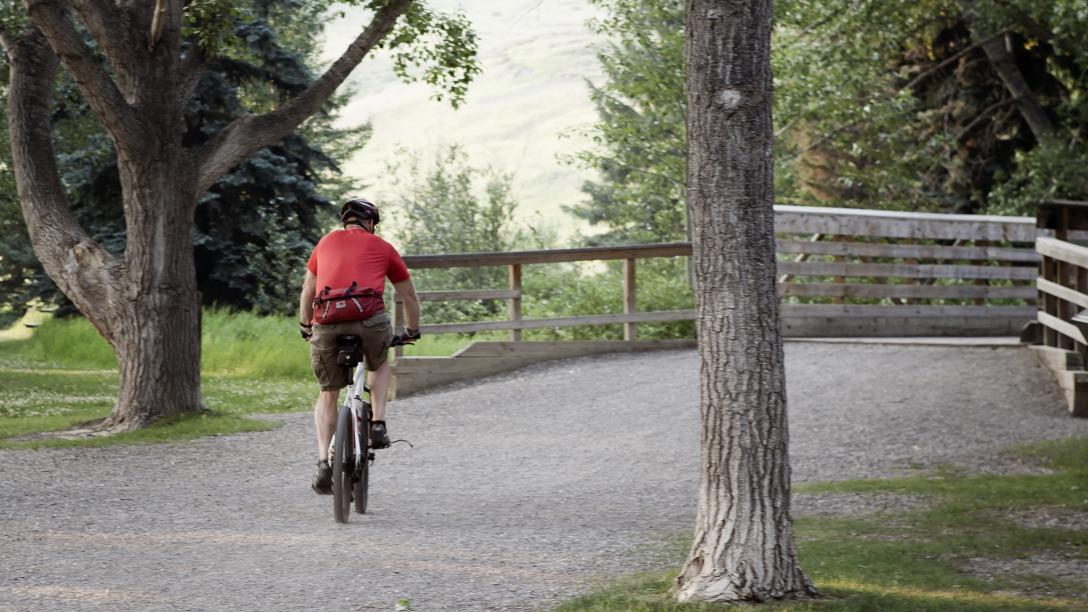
top-left (340, 198), bottom-right (380, 231)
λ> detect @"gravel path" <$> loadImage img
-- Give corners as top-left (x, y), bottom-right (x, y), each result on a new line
top-left (2, 343), bottom-right (1086, 611)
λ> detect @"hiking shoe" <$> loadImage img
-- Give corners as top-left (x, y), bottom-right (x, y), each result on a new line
top-left (371, 421), bottom-right (390, 449)
top-left (311, 460), bottom-right (332, 495)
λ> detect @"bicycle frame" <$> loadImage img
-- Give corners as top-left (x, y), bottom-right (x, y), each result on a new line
top-left (346, 360), bottom-right (370, 468)
top-left (328, 358), bottom-right (372, 473)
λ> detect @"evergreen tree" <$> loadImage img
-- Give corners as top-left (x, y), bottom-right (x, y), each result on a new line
top-left (567, 0), bottom-right (686, 245)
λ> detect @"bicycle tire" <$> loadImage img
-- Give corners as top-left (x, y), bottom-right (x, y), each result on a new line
top-left (354, 403), bottom-right (370, 514)
top-left (332, 405), bottom-right (353, 524)
top-left (354, 454), bottom-right (369, 514)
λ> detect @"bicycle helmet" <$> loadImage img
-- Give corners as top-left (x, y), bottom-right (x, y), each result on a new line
top-left (339, 198), bottom-right (380, 227)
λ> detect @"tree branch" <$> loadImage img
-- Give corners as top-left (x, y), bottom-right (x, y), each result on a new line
top-left (979, 32), bottom-right (1055, 141)
top-left (6, 28), bottom-right (121, 344)
top-left (148, 0), bottom-right (166, 50)
top-left (69, 0), bottom-right (138, 91)
top-left (195, 0), bottom-right (415, 194)
top-left (902, 29), bottom-right (1008, 92)
top-left (24, 0), bottom-right (139, 147)
top-left (956, 97), bottom-right (1016, 143)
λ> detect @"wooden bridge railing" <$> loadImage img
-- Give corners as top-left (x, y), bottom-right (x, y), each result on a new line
top-left (1028, 200), bottom-right (1088, 417)
top-left (391, 205), bottom-right (1040, 354)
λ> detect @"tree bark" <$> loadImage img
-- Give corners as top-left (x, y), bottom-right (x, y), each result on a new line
top-left (105, 154), bottom-right (204, 429)
top-left (675, 0), bottom-right (816, 603)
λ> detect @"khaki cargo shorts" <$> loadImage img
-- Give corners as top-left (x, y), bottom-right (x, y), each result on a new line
top-left (310, 311), bottom-right (393, 390)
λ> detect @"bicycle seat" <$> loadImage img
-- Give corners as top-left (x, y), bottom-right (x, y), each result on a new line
top-left (337, 335), bottom-right (362, 347)
top-left (336, 335), bottom-right (363, 367)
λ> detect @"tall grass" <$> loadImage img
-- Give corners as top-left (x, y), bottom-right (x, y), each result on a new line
top-left (0, 316), bottom-right (117, 369)
top-left (200, 309), bottom-right (310, 377)
top-left (0, 309), bottom-right (489, 377)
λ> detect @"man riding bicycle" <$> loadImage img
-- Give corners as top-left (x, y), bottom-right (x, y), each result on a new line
top-left (298, 198), bottom-right (421, 495)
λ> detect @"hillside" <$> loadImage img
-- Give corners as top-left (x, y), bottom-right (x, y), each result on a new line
top-left (320, 1), bottom-right (607, 237)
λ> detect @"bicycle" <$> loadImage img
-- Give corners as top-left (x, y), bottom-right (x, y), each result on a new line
top-left (328, 333), bottom-right (412, 524)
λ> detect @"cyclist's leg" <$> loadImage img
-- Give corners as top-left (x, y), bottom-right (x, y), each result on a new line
top-left (368, 362), bottom-right (392, 422)
top-left (313, 389), bottom-right (340, 460)
top-left (309, 322), bottom-right (350, 460)
top-left (358, 312), bottom-right (394, 446)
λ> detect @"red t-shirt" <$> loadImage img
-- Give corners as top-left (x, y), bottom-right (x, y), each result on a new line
top-left (306, 228), bottom-right (410, 296)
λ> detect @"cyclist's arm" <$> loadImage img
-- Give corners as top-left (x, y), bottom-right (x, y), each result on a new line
top-left (299, 270), bottom-right (317, 324)
top-left (393, 278), bottom-right (420, 330)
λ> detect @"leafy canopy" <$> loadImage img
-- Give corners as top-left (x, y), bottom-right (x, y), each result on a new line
top-left (570, 0), bottom-right (1088, 246)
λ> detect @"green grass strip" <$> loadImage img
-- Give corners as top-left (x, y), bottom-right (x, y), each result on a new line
top-left (556, 437), bottom-right (1088, 611)
top-left (0, 411), bottom-right (274, 450)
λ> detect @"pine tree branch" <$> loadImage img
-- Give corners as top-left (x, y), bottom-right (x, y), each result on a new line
top-left (23, 0), bottom-right (138, 147)
top-left (195, 0), bottom-right (414, 195)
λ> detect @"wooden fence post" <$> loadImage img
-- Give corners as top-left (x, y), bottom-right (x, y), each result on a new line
top-left (973, 239), bottom-right (989, 307)
top-left (509, 264), bottom-right (522, 342)
top-left (833, 235), bottom-right (845, 305)
top-left (1042, 255), bottom-right (1058, 347)
top-left (624, 258), bottom-right (637, 341)
top-left (1076, 265), bottom-right (1088, 355)
top-left (904, 237), bottom-right (918, 305)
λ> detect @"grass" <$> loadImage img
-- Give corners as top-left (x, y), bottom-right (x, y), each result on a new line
top-left (556, 436), bottom-right (1088, 611)
top-left (0, 361), bottom-right (318, 448)
top-left (0, 310), bottom-right (506, 447)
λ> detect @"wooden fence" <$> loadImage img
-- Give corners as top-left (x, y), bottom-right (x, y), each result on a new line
top-left (1028, 200), bottom-right (1088, 417)
top-left (390, 205), bottom-right (1040, 396)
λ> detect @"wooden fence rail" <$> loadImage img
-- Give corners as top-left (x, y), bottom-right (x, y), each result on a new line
top-left (389, 205), bottom-right (1043, 395)
top-left (394, 205), bottom-right (1039, 345)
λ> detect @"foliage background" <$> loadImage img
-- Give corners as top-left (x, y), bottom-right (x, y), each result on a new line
top-left (5, 0), bottom-right (1088, 339)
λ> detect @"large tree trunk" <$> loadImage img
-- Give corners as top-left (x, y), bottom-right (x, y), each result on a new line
top-left (106, 159), bottom-right (204, 429)
top-left (675, 0), bottom-right (817, 603)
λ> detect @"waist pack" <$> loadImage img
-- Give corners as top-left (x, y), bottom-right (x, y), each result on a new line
top-left (312, 281), bottom-right (384, 325)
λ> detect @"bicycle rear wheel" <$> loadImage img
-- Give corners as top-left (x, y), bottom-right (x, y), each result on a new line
top-left (332, 405), bottom-right (353, 524)
top-left (353, 404), bottom-right (370, 514)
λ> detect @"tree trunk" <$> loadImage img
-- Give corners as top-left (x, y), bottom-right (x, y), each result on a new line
top-left (675, 0), bottom-right (816, 603)
top-left (105, 158), bottom-right (204, 429)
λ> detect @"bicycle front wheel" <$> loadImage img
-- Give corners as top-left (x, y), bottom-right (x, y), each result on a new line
top-left (332, 406), bottom-right (353, 524)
